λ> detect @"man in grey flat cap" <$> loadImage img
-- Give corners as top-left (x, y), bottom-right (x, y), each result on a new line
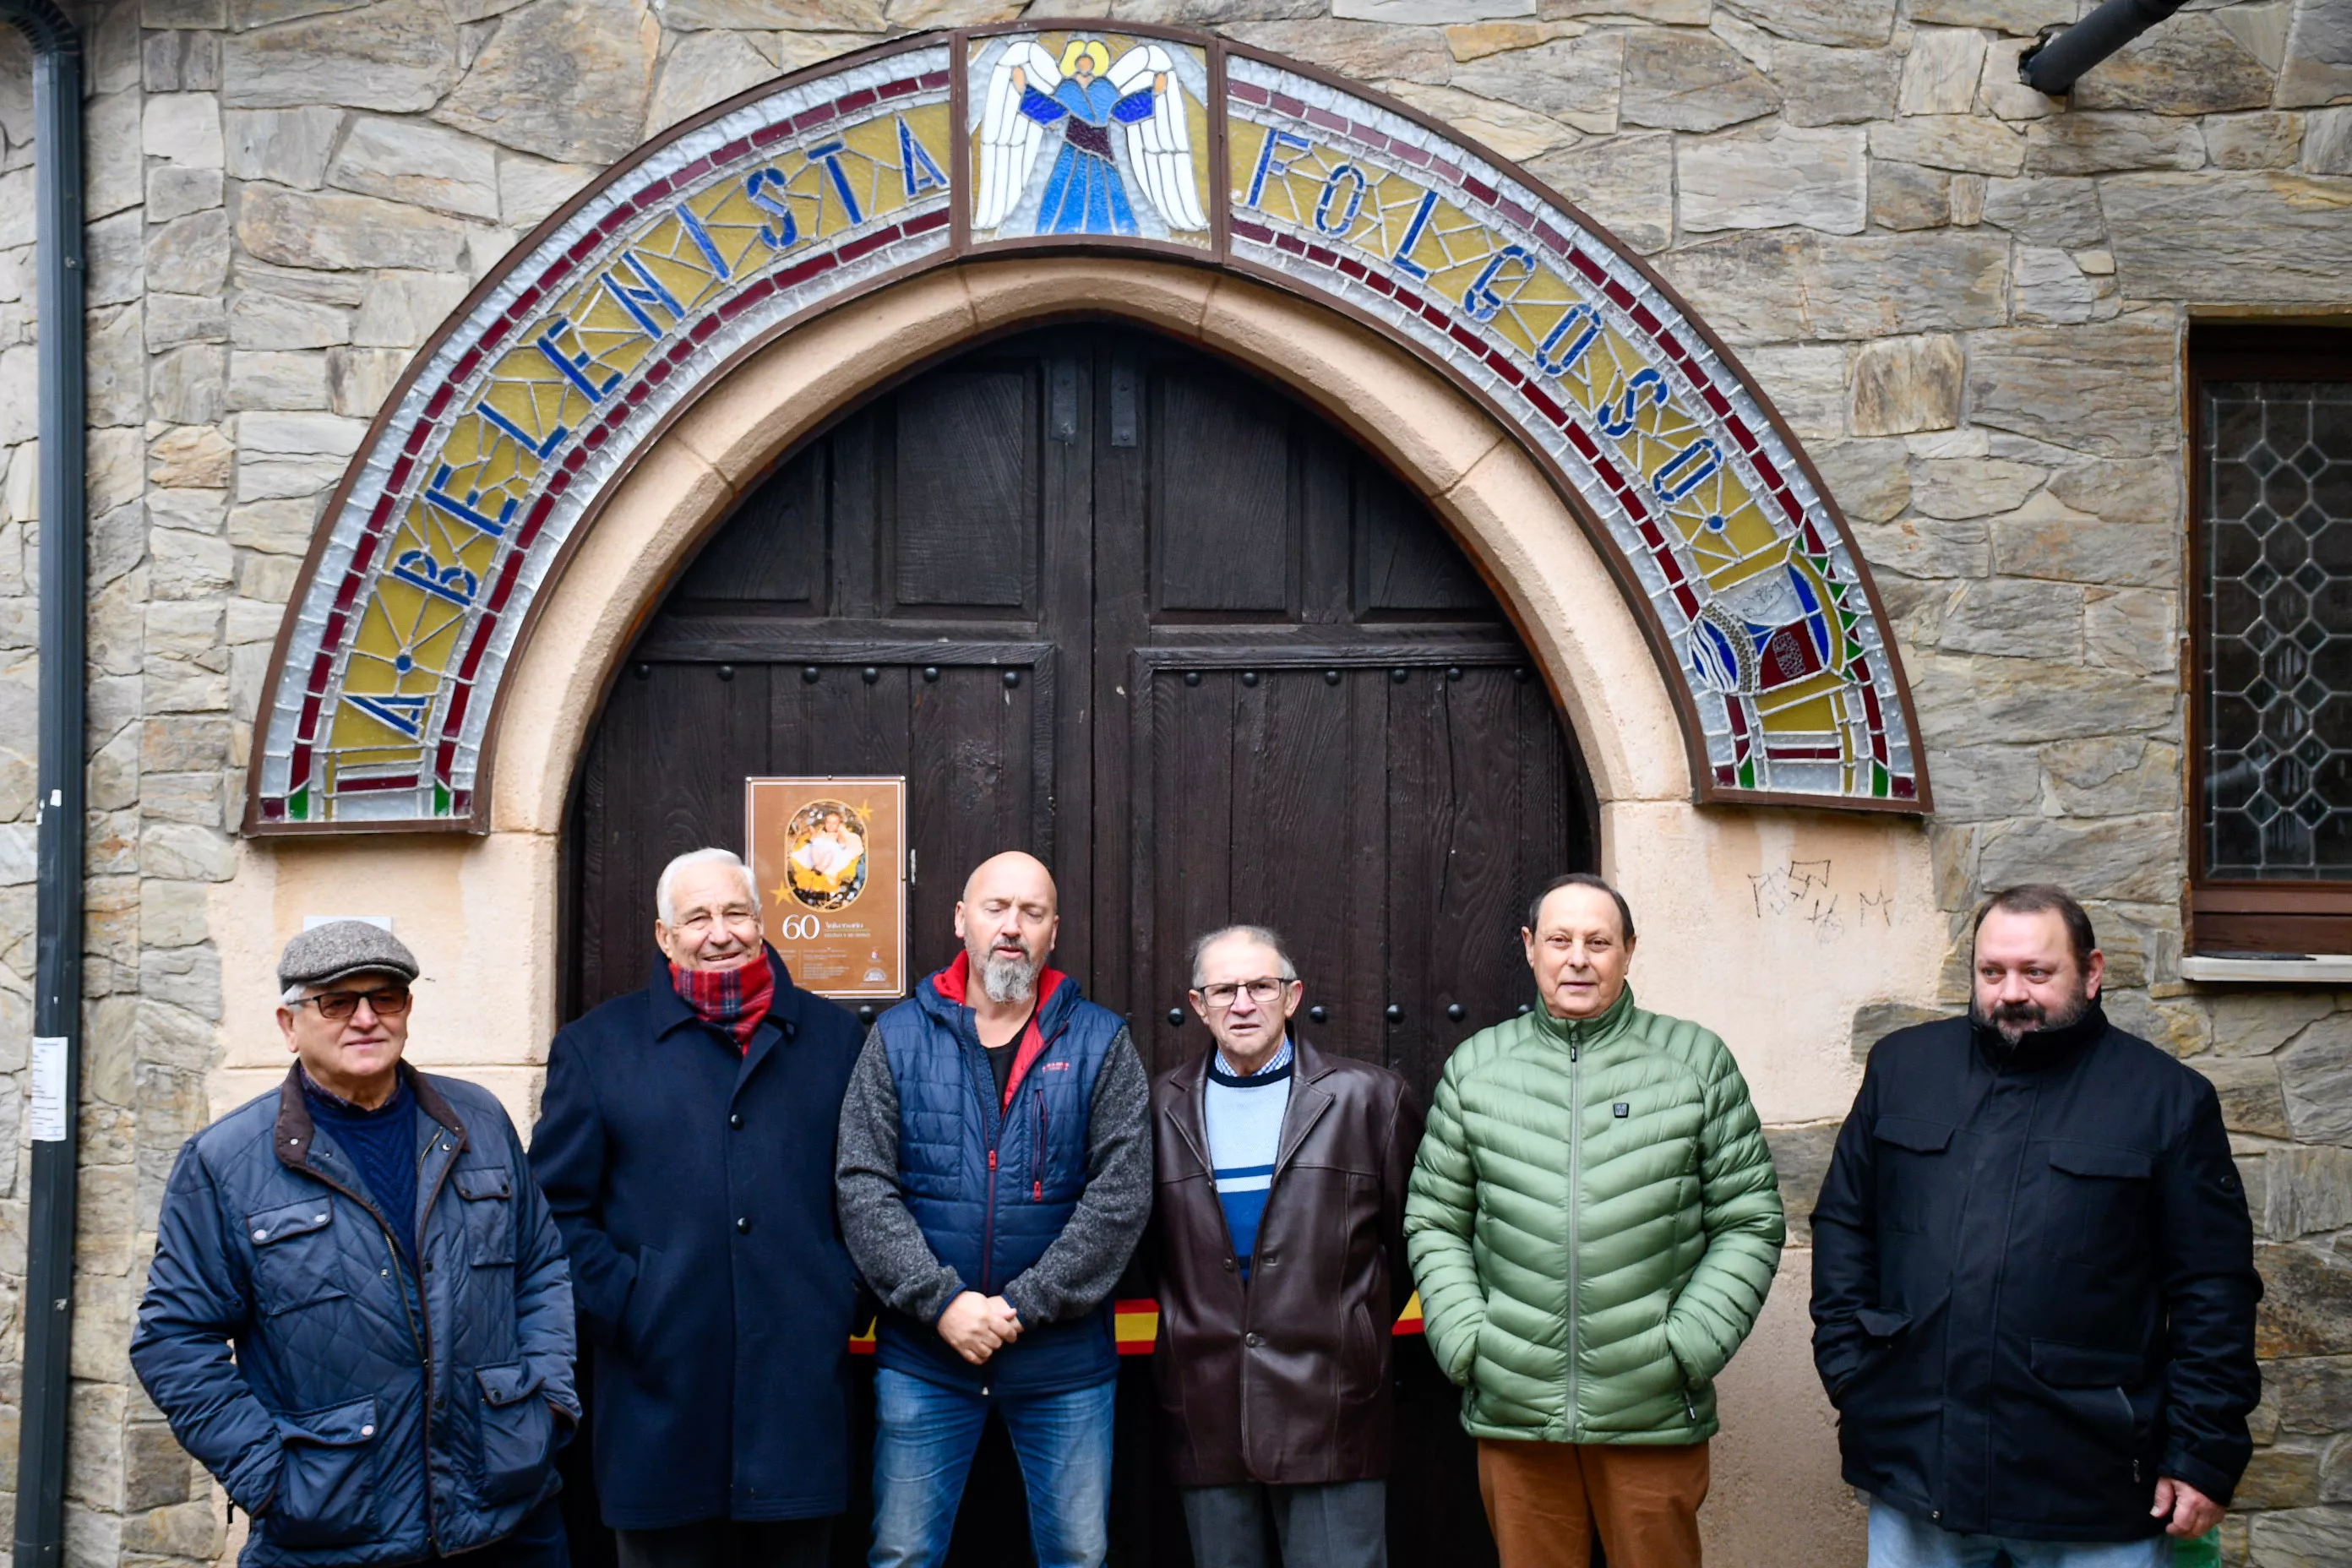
top-left (133, 921), bottom-right (579, 1568)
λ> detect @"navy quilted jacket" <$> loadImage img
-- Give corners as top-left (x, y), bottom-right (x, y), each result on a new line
top-left (870, 960), bottom-right (1126, 1392)
top-left (133, 1064), bottom-right (578, 1565)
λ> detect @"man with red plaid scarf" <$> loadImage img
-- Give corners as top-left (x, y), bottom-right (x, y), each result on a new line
top-left (532, 848), bottom-right (866, 1568)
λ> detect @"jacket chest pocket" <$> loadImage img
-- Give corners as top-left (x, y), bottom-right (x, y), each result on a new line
top-left (1019, 1075), bottom-right (1085, 1203)
top-left (2044, 1141), bottom-right (2153, 1265)
top-left (1871, 1117), bottom-right (1954, 1236)
top-left (247, 1199), bottom-right (349, 1315)
top-left (453, 1168), bottom-right (516, 1267)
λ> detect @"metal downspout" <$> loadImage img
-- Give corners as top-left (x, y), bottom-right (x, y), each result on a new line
top-left (2017, 0), bottom-right (2191, 96)
top-left (0, 3), bottom-right (84, 1566)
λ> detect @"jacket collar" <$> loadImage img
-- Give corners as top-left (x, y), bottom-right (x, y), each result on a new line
top-left (927, 950), bottom-right (1072, 1021)
top-left (274, 1059), bottom-right (466, 1173)
top-left (1165, 1032), bottom-right (1335, 1182)
top-left (1528, 983), bottom-right (1638, 1051)
top-left (1969, 995), bottom-right (2108, 1073)
top-left (923, 952), bottom-right (1075, 1104)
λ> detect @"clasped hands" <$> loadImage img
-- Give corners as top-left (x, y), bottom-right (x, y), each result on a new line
top-left (938, 1290), bottom-right (1022, 1365)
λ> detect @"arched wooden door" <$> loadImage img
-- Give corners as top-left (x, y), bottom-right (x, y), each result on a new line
top-left (565, 323), bottom-right (1596, 1565)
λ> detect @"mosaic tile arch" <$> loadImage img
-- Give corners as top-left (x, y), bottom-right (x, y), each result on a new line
top-left (245, 24), bottom-right (1929, 834)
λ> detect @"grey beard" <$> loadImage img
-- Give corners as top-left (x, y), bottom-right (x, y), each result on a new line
top-left (978, 951), bottom-right (1041, 1005)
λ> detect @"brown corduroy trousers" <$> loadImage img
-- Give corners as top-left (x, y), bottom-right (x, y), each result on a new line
top-left (1476, 1437), bottom-right (1711, 1568)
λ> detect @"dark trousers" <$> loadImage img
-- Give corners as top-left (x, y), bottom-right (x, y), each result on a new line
top-left (1179, 1480), bottom-right (1387, 1568)
top-left (614, 1519), bottom-right (833, 1568)
top-left (447, 1496), bottom-right (570, 1568)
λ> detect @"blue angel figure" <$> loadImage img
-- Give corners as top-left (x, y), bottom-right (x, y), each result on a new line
top-left (974, 36), bottom-right (1209, 240)
top-left (1021, 41), bottom-right (1157, 235)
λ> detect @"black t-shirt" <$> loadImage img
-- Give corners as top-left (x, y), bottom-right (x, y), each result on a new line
top-left (983, 1004), bottom-right (1038, 1104)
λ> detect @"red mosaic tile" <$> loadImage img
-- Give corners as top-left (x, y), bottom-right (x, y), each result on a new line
top-left (514, 493), bottom-right (556, 550)
top-left (422, 384), bottom-right (454, 421)
top-left (456, 618), bottom-right (497, 683)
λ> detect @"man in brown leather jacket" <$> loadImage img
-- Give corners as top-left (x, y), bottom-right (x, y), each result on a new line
top-left (1148, 925), bottom-right (1424, 1568)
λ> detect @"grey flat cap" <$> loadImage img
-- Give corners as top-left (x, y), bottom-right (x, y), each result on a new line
top-left (279, 920), bottom-right (420, 991)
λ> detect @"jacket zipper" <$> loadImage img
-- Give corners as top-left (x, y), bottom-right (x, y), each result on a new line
top-left (1566, 1022), bottom-right (1582, 1440)
top-left (411, 1125), bottom-right (463, 1549)
top-left (292, 1152), bottom-right (437, 1545)
top-left (1033, 1092), bottom-right (1048, 1202)
top-left (979, 1018), bottom-right (1067, 1291)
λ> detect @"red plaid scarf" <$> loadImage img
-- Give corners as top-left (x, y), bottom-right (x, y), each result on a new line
top-left (669, 955), bottom-right (776, 1054)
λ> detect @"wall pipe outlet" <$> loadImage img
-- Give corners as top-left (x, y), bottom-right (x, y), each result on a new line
top-left (2017, 0), bottom-right (2191, 95)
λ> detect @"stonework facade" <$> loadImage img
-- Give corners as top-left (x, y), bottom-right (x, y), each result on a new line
top-left (0, 1), bottom-right (2349, 1565)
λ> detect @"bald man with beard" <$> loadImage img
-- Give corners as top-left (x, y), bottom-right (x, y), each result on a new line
top-left (836, 852), bottom-right (1152, 1568)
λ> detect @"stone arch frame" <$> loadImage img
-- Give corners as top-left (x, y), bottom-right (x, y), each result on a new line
top-left (242, 22), bottom-right (1932, 836)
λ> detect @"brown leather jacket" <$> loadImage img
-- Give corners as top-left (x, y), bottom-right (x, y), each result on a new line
top-left (1147, 1037), bottom-right (1424, 1487)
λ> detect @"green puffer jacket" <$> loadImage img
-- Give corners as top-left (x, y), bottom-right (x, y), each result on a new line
top-left (1405, 986), bottom-right (1784, 1445)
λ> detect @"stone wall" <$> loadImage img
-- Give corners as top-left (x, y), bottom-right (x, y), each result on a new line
top-left (0, 0), bottom-right (2348, 1565)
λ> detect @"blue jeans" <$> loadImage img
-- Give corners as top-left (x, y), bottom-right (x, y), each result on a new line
top-left (1869, 1503), bottom-right (2170, 1568)
top-left (868, 1367), bottom-right (1115, 1568)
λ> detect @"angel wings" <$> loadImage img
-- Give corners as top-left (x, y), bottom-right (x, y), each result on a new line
top-left (974, 37), bottom-right (1208, 238)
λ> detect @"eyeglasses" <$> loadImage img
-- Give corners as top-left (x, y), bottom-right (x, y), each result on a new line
top-left (296, 987), bottom-right (412, 1021)
top-left (1193, 977), bottom-right (1294, 1010)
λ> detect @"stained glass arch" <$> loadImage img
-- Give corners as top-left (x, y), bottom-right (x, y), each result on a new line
top-left (243, 23), bottom-right (1930, 833)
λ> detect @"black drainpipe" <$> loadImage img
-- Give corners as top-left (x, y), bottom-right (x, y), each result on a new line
top-left (1, 3), bottom-right (83, 1567)
top-left (2017, 0), bottom-right (2191, 95)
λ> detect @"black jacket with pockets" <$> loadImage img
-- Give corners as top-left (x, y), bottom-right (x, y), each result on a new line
top-left (1810, 1004), bottom-right (2262, 1541)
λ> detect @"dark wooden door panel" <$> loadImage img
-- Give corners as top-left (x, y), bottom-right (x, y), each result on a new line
top-left (887, 366), bottom-right (1036, 612)
top-left (671, 444), bottom-right (827, 609)
top-left (1151, 362), bottom-right (1294, 615)
top-left (1356, 466), bottom-right (1489, 617)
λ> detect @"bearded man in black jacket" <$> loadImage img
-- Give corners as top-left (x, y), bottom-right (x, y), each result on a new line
top-left (1811, 884), bottom-right (2260, 1568)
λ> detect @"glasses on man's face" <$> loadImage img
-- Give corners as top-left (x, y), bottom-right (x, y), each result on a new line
top-left (297, 987), bottom-right (412, 1021)
top-left (1193, 977), bottom-right (1293, 1011)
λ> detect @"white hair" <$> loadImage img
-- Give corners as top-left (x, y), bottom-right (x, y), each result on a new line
top-left (656, 847), bottom-right (759, 925)
top-left (1187, 924), bottom-right (1299, 988)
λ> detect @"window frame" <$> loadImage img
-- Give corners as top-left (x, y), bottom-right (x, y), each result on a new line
top-left (2186, 323), bottom-right (2352, 956)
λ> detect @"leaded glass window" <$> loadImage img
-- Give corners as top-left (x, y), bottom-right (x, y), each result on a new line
top-left (2201, 381), bottom-right (2352, 880)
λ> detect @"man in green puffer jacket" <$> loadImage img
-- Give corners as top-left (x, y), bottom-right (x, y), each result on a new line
top-left (1406, 873), bottom-right (1784, 1568)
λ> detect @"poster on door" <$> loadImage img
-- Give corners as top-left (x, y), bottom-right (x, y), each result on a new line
top-left (745, 776), bottom-right (906, 999)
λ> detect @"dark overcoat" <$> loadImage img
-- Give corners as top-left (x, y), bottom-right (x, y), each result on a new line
top-left (531, 949), bottom-right (863, 1528)
top-left (1810, 1003), bottom-right (2262, 1542)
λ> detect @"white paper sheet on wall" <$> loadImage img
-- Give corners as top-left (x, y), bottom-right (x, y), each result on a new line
top-left (30, 1036), bottom-right (67, 1142)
